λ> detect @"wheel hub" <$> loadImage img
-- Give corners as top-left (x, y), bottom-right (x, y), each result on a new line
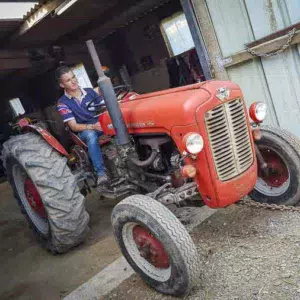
top-left (133, 225), bottom-right (169, 269)
top-left (24, 178), bottom-right (46, 218)
top-left (258, 148), bottom-right (289, 188)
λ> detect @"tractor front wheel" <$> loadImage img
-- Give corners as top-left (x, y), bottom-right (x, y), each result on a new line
top-left (111, 195), bottom-right (201, 296)
top-left (2, 133), bottom-right (90, 253)
top-left (250, 126), bottom-right (300, 206)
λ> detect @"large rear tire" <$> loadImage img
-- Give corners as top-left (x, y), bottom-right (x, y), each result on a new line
top-left (111, 195), bottom-right (201, 296)
top-left (1, 133), bottom-right (90, 253)
top-left (250, 126), bottom-right (300, 205)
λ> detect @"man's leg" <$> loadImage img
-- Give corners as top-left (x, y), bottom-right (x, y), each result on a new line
top-left (79, 130), bottom-right (105, 177)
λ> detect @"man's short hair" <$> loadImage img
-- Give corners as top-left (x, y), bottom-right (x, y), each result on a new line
top-left (55, 66), bottom-right (72, 82)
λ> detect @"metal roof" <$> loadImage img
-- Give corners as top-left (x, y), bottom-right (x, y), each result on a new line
top-left (3, 0), bottom-right (172, 48)
top-left (0, 1), bottom-right (43, 40)
top-left (23, 0), bottom-right (47, 19)
top-left (0, 0), bottom-right (176, 80)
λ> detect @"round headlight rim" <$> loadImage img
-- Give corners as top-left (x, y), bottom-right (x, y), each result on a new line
top-left (249, 102), bottom-right (267, 123)
top-left (183, 132), bottom-right (204, 155)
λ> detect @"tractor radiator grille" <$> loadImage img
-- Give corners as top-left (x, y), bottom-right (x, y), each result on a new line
top-left (205, 98), bottom-right (253, 181)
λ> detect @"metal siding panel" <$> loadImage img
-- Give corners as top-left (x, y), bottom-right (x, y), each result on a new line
top-left (206, 0), bottom-right (278, 126)
top-left (205, 0), bottom-right (254, 56)
top-left (205, 0), bottom-right (300, 135)
top-left (285, 0), bottom-right (300, 64)
top-left (245, 0), bottom-right (300, 136)
top-left (227, 60), bottom-right (278, 126)
top-left (285, 0), bottom-right (300, 24)
top-left (244, 0), bottom-right (286, 38)
top-left (260, 48), bottom-right (300, 136)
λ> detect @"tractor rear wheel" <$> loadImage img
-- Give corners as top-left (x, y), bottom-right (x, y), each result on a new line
top-left (250, 126), bottom-right (300, 206)
top-left (2, 133), bottom-right (90, 253)
top-left (111, 195), bottom-right (201, 296)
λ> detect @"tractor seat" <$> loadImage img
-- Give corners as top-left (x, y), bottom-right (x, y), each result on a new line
top-left (65, 127), bottom-right (111, 148)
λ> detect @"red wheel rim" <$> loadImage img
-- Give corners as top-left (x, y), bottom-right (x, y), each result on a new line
top-left (24, 178), bottom-right (46, 218)
top-left (258, 148), bottom-right (289, 187)
top-left (133, 225), bottom-right (170, 269)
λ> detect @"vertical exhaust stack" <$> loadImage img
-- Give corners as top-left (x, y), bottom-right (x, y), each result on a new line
top-left (86, 40), bottom-right (130, 146)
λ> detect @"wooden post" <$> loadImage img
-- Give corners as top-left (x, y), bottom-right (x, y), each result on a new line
top-left (180, 0), bottom-right (213, 80)
top-left (190, 0), bottom-right (229, 80)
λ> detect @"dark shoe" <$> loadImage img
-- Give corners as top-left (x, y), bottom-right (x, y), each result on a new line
top-left (97, 174), bottom-right (109, 186)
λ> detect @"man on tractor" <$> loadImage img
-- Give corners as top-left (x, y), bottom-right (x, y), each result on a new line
top-left (55, 66), bottom-right (108, 186)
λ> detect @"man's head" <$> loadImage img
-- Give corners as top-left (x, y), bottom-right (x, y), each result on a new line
top-left (55, 66), bottom-right (79, 92)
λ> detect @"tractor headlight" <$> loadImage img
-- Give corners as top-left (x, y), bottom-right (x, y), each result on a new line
top-left (183, 133), bottom-right (204, 155)
top-left (249, 102), bottom-right (267, 123)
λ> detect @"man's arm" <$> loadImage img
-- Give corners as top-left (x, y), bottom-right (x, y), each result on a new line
top-left (57, 101), bottom-right (101, 132)
top-left (67, 120), bottom-right (102, 132)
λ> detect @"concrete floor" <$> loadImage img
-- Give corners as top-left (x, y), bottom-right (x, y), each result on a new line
top-left (3, 176), bottom-right (300, 300)
top-left (102, 205), bottom-right (300, 300)
top-left (0, 181), bottom-right (121, 300)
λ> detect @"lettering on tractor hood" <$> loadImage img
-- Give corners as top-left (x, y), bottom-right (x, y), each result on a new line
top-left (107, 121), bottom-right (156, 129)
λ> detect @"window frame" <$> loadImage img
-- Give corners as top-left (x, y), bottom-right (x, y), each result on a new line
top-left (160, 11), bottom-right (195, 57)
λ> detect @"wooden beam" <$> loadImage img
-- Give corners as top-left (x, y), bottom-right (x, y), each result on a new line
top-left (0, 50), bottom-right (29, 59)
top-left (13, 0), bottom-right (64, 37)
top-left (181, 0), bottom-right (212, 80)
top-left (0, 58), bottom-right (30, 70)
top-left (222, 29), bottom-right (300, 68)
top-left (191, 0), bottom-right (229, 80)
top-left (246, 21), bottom-right (300, 48)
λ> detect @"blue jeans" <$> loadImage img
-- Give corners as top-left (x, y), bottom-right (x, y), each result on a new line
top-left (79, 130), bottom-right (105, 176)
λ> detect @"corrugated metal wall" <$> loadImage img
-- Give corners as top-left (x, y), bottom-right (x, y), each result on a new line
top-left (197, 0), bottom-right (300, 136)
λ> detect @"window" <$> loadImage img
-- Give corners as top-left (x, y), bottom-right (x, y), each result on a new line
top-left (0, 2), bottom-right (38, 20)
top-left (72, 63), bottom-right (93, 89)
top-left (161, 12), bottom-right (195, 57)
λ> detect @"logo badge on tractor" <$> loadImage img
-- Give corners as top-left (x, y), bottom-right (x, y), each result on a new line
top-left (216, 87), bottom-right (230, 101)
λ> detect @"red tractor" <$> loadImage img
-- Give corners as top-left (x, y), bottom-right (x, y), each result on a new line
top-left (2, 41), bottom-right (300, 296)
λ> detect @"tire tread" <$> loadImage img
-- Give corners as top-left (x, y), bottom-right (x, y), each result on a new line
top-left (1, 133), bottom-right (89, 253)
top-left (114, 195), bottom-right (201, 290)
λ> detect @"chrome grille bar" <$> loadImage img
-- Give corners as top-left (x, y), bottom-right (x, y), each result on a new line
top-left (205, 98), bottom-right (253, 181)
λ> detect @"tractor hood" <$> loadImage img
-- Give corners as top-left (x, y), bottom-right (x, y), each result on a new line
top-left (99, 81), bottom-right (239, 136)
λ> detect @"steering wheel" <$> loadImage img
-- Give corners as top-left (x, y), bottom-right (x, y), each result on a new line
top-left (86, 96), bottom-right (106, 111)
top-left (86, 97), bottom-right (106, 118)
top-left (86, 85), bottom-right (130, 117)
top-left (113, 85), bottom-right (130, 99)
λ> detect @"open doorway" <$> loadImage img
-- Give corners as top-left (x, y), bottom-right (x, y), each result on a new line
top-left (87, 0), bottom-right (206, 93)
top-left (160, 11), bottom-right (205, 87)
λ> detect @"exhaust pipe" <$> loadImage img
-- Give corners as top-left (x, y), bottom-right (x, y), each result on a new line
top-left (86, 40), bottom-right (130, 146)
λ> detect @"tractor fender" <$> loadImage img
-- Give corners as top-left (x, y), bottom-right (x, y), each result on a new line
top-left (26, 125), bottom-right (69, 157)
